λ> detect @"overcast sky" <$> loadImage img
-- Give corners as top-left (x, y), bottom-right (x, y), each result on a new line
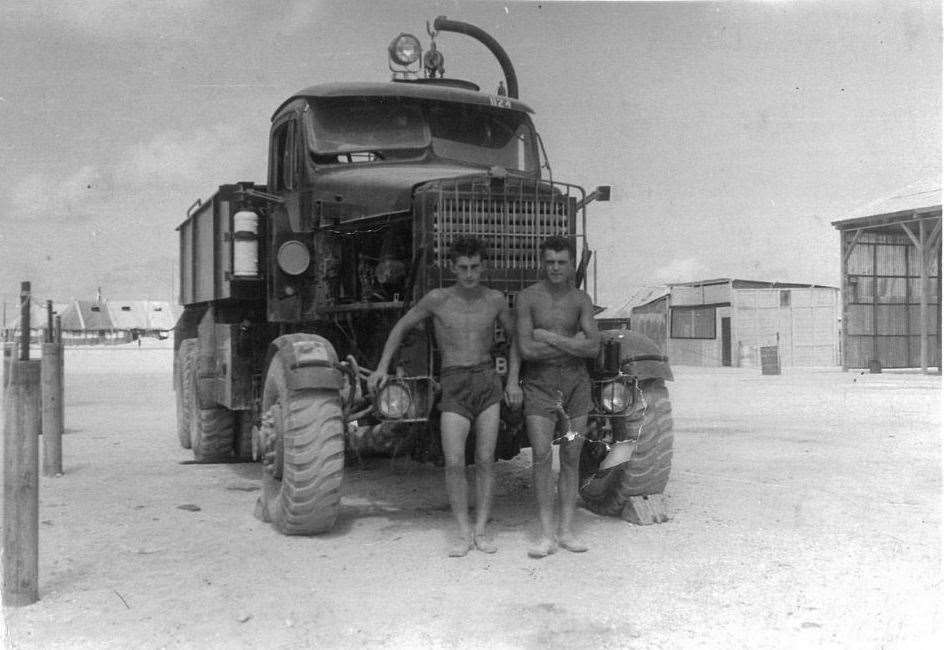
top-left (0, 0), bottom-right (940, 315)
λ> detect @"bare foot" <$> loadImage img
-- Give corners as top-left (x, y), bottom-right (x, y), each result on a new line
top-left (474, 534), bottom-right (497, 554)
top-left (527, 537), bottom-right (557, 559)
top-left (448, 538), bottom-right (474, 557)
top-left (558, 534), bottom-right (588, 553)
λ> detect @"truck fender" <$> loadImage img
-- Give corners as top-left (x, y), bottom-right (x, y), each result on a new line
top-left (602, 330), bottom-right (674, 382)
top-left (268, 334), bottom-right (343, 392)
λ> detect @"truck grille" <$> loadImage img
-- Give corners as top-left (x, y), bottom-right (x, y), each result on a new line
top-left (417, 175), bottom-right (584, 278)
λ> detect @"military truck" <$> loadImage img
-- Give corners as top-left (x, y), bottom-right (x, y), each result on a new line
top-left (173, 17), bottom-right (673, 535)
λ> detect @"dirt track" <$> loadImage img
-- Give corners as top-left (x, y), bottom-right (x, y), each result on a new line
top-left (1, 345), bottom-right (941, 649)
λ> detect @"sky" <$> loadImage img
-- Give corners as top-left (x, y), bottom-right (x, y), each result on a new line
top-left (0, 0), bottom-right (940, 317)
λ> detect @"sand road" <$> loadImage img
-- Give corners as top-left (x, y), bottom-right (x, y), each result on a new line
top-left (1, 344), bottom-right (940, 648)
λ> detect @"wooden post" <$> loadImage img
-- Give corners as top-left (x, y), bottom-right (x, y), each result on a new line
top-left (918, 219), bottom-right (928, 373)
top-left (902, 220), bottom-right (931, 373)
top-left (839, 230), bottom-right (849, 371)
top-left (45, 300), bottom-right (53, 343)
top-left (56, 315), bottom-right (64, 434)
top-left (19, 281), bottom-right (30, 361)
top-left (42, 341), bottom-right (63, 476)
top-left (2, 359), bottom-right (41, 606)
top-left (2, 342), bottom-right (13, 388)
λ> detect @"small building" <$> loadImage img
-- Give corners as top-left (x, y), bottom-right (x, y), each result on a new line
top-left (595, 286), bottom-right (668, 332)
top-left (58, 299), bottom-right (179, 344)
top-left (595, 306), bottom-right (631, 331)
top-left (58, 299), bottom-right (117, 344)
top-left (832, 177), bottom-right (941, 371)
top-left (630, 279), bottom-right (840, 367)
top-left (594, 285), bottom-right (667, 330)
top-left (106, 300), bottom-right (178, 340)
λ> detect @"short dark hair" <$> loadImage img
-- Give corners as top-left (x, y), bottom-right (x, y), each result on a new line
top-left (449, 236), bottom-right (488, 263)
top-left (539, 236), bottom-right (576, 261)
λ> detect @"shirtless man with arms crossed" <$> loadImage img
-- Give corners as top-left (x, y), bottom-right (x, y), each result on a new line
top-left (368, 236), bottom-right (522, 557)
top-left (516, 236), bottom-right (601, 558)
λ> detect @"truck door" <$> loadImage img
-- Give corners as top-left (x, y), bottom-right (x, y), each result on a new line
top-left (268, 116), bottom-right (310, 321)
top-left (269, 117), bottom-right (302, 229)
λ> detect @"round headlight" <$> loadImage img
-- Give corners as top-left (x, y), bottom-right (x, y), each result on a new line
top-left (377, 382), bottom-right (412, 419)
top-left (277, 240), bottom-right (310, 276)
top-left (600, 381), bottom-right (631, 414)
top-left (389, 33), bottom-right (421, 66)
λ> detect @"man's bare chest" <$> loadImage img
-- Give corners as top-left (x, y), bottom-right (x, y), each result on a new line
top-left (434, 295), bottom-right (497, 333)
top-left (531, 294), bottom-right (580, 331)
top-left (435, 306), bottom-right (495, 332)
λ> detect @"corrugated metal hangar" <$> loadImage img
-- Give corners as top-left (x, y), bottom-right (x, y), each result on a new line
top-left (630, 279), bottom-right (840, 367)
top-left (832, 177), bottom-right (942, 372)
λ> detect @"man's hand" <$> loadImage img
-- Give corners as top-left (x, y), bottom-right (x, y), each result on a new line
top-left (504, 380), bottom-right (523, 409)
top-left (366, 370), bottom-right (388, 396)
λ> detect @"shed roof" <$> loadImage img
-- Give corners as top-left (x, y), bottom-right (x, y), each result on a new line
top-left (93, 300), bottom-right (179, 331)
top-left (832, 175), bottom-right (942, 230)
top-left (596, 286), bottom-right (669, 319)
top-left (669, 278), bottom-right (838, 290)
top-left (61, 300), bottom-right (113, 331)
top-left (144, 301), bottom-right (179, 330)
top-left (107, 301), bottom-right (149, 330)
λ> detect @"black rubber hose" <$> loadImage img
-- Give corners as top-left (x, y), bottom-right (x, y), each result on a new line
top-left (432, 16), bottom-right (519, 99)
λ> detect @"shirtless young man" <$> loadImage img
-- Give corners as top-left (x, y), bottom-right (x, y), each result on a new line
top-left (368, 236), bottom-right (522, 557)
top-left (515, 236), bottom-right (601, 558)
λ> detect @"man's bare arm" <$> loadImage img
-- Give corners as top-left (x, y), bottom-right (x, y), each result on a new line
top-left (498, 300), bottom-right (522, 408)
top-left (367, 293), bottom-right (436, 392)
top-left (532, 293), bottom-right (601, 359)
top-left (514, 291), bottom-right (563, 361)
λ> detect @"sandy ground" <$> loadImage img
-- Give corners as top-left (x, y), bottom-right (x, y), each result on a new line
top-left (0, 343), bottom-right (940, 649)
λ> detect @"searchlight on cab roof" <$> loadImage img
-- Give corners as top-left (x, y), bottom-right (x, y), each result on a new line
top-left (388, 33), bottom-right (421, 66)
top-left (388, 33), bottom-right (424, 80)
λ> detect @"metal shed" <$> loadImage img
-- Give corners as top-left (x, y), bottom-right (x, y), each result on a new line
top-left (832, 177), bottom-right (942, 372)
top-left (630, 279), bottom-right (840, 367)
top-left (595, 287), bottom-right (667, 332)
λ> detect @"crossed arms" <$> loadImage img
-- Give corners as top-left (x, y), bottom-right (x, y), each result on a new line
top-left (515, 289), bottom-right (601, 361)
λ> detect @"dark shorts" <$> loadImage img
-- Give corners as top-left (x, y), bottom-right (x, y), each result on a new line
top-left (438, 362), bottom-right (503, 422)
top-left (522, 359), bottom-right (591, 421)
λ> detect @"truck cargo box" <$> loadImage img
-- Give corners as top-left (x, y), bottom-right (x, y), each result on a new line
top-left (178, 184), bottom-right (265, 306)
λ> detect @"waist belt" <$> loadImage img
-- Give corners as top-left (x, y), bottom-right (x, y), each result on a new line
top-left (440, 361), bottom-right (495, 377)
top-left (526, 358), bottom-right (586, 370)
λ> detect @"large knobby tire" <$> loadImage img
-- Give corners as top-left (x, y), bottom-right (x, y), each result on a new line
top-left (578, 380), bottom-right (673, 517)
top-left (186, 343), bottom-right (235, 461)
top-left (256, 356), bottom-right (344, 535)
top-left (175, 338), bottom-right (197, 449)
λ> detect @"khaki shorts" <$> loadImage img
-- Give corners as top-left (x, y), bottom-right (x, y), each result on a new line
top-left (438, 362), bottom-right (502, 422)
top-left (521, 359), bottom-right (591, 420)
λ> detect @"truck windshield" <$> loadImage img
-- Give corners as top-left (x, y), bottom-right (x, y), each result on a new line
top-left (306, 97), bottom-right (538, 172)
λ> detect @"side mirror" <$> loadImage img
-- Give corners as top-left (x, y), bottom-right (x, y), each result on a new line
top-left (575, 185), bottom-right (613, 211)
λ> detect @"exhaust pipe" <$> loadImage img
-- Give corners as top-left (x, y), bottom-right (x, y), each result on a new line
top-left (432, 16), bottom-right (519, 99)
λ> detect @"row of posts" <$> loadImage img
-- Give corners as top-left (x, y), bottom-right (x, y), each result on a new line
top-left (3, 281), bottom-right (65, 606)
